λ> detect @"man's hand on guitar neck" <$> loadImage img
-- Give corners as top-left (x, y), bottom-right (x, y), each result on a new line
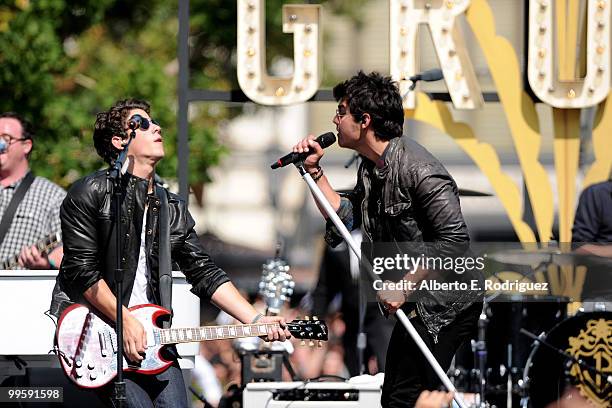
top-left (257, 315), bottom-right (292, 342)
top-left (18, 245), bottom-right (63, 269)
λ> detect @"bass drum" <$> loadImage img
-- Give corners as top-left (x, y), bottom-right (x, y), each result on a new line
top-left (523, 311), bottom-right (612, 408)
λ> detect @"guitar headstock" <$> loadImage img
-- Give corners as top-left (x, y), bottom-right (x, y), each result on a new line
top-left (258, 258), bottom-right (295, 314)
top-left (287, 316), bottom-right (328, 347)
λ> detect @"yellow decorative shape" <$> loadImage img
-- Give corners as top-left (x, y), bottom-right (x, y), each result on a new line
top-left (467, 0), bottom-right (554, 243)
top-left (583, 94), bottom-right (612, 188)
top-left (552, 109), bottom-right (581, 242)
top-left (408, 93), bottom-right (536, 242)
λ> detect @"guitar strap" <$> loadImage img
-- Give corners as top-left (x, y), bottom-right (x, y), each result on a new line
top-left (156, 184), bottom-right (173, 329)
top-left (0, 171), bottom-right (35, 248)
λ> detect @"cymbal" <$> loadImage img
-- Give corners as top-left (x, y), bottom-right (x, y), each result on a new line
top-left (337, 187), bottom-right (493, 196)
top-left (458, 188), bottom-right (493, 197)
top-left (488, 249), bottom-right (612, 267)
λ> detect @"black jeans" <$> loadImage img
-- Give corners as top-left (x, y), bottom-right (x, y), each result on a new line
top-left (381, 302), bottom-right (482, 408)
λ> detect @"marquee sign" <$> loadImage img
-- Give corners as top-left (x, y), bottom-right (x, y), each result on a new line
top-left (235, 0), bottom-right (612, 247)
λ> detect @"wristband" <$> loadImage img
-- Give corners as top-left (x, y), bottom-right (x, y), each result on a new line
top-left (310, 166), bottom-right (324, 182)
top-left (49, 258), bottom-right (58, 269)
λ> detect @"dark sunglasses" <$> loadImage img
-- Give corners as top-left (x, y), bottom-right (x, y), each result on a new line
top-left (127, 114), bottom-right (160, 131)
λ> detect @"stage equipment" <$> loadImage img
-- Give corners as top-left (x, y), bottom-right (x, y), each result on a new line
top-left (243, 374), bottom-right (384, 408)
top-left (522, 311), bottom-right (612, 407)
top-left (55, 304), bottom-right (328, 388)
top-left (454, 295), bottom-right (568, 407)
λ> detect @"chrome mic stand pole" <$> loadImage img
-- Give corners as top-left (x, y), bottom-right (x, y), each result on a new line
top-left (295, 163), bottom-right (469, 408)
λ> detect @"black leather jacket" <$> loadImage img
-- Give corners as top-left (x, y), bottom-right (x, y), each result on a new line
top-left (325, 136), bottom-right (481, 340)
top-left (52, 169), bottom-right (229, 314)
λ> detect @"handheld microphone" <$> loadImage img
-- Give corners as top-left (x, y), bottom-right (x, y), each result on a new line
top-left (271, 132), bottom-right (336, 169)
top-left (128, 114), bottom-right (144, 130)
top-left (0, 139), bottom-right (7, 154)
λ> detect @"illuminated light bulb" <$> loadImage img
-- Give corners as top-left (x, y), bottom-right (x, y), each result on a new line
top-left (598, 1), bottom-right (606, 10)
top-left (246, 48), bottom-right (256, 57)
top-left (538, 70), bottom-right (546, 78)
top-left (275, 87), bottom-right (286, 97)
top-left (441, 27), bottom-right (448, 34)
top-left (247, 2), bottom-right (255, 11)
top-left (598, 21), bottom-right (605, 29)
top-left (304, 25), bottom-right (312, 33)
top-left (400, 27), bottom-right (407, 36)
top-left (446, 0), bottom-right (454, 9)
top-left (424, 3), bottom-right (432, 10)
top-left (548, 86), bottom-right (555, 93)
top-left (539, 1), bottom-right (547, 11)
top-left (400, 50), bottom-right (407, 58)
top-left (303, 49), bottom-right (312, 57)
top-left (448, 49), bottom-right (456, 57)
top-left (247, 26), bottom-right (255, 34)
top-left (247, 71), bottom-right (255, 78)
top-left (455, 71), bottom-right (463, 81)
top-left (567, 89), bottom-right (576, 99)
top-left (588, 87), bottom-right (595, 93)
top-left (539, 25), bottom-right (547, 33)
top-left (289, 14), bottom-right (298, 22)
top-left (304, 71), bottom-right (312, 79)
top-left (596, 45), bottom-right (605, 54)
top-left (538, 48), bottom-right (546, 58)
top-left (257, 84), bottom-right (265, 92)
top-left (598, 66), bottom-right (605, 73)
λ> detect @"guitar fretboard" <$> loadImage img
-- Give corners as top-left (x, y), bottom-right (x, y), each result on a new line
top-left (154, 323), bottom-right (281, 345)
top-left (1, 232), bottom-right (61, 269)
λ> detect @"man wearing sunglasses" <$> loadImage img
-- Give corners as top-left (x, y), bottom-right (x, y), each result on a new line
top-left (0, 112), bottom-right (66, 269)
top-left (291, 72), bottom-right (481, 407)
top-left (52, 99), bottom-right (291, 407)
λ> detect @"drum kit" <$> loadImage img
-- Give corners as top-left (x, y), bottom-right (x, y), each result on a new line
top-left (451, 248), bottom-right (612, 408)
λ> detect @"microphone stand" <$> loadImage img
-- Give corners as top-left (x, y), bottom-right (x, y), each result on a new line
top-left (294, 163), bottom-right (470, 408)
top-left (107, 129), bottom-right (136, 408)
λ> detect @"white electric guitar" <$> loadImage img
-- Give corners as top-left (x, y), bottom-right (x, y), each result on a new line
top-left (55, 303), bottom-right (328, 388)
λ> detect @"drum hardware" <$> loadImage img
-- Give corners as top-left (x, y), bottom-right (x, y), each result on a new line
top-left (453, 294), bottom-right (570, 408)
top-left (520, 328), bottom-right (612, 387)
top-left (470, 308), bottom-right (489, 407)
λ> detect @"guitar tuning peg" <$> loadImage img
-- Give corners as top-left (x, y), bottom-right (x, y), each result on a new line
top-left (318, 341), bottom-right (323, 348)
top-left (313, 316), bottom-right (318, 320)
top-left (304, 316), bottom-right (310, 320)
top-left (300, 340), bottom-right (306, 346)
top-left (309, 340), bottom-right (315, 347)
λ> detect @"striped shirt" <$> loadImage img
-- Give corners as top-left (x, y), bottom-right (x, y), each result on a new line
top-left (0, 173), bottom-right (66, 267)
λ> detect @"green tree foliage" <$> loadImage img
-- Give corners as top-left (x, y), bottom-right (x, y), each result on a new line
top-left (0, 0), bottom-right (370, 187)
top-left (0, 0), bottom-right (226, 187)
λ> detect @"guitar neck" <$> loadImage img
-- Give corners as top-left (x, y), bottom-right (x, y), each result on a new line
top-left (1, 232), bottom-right (61, 269)
top-left (155, 322), bottom-right (281, 345)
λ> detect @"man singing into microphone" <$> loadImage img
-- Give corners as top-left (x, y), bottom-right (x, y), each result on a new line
top-left (291, 72), bottom-right (481, 407)
top-left (52, 98), bottom-right (290, 407)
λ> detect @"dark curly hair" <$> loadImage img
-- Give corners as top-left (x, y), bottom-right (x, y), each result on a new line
top-left (332, 71), bottom-right (404, 141)
top-left (93, 98), bottom-right (150, 165)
